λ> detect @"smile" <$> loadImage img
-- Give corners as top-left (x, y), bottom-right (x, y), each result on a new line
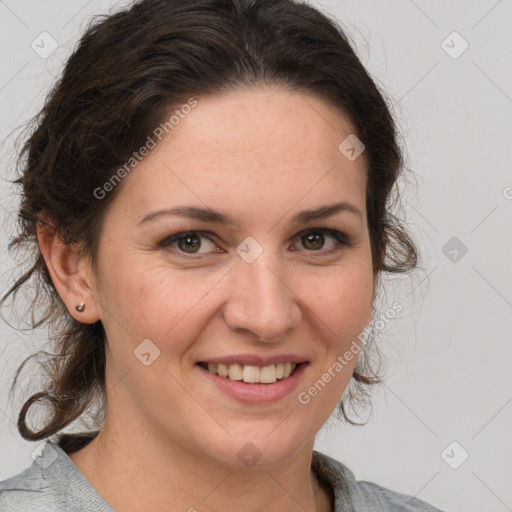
top-left (198, 362), bottom-right (298, 384)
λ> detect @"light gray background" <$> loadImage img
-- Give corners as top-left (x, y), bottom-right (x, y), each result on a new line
top-left (0, 1), bottom-right (511, 511)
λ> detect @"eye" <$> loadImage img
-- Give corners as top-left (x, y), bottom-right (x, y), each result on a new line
top-left (292, 228), bottom-right (351, 255)
top-left (159, 228), bottom-right (351, 258)
top-left (160, 231), bottom-right (220, 256)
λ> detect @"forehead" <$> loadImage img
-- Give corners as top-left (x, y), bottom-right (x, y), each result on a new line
top-left (111, 87), bottom-right (367, 224)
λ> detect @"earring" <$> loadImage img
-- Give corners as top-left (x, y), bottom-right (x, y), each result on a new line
top-left (75, 303), bottom-right (85, 312)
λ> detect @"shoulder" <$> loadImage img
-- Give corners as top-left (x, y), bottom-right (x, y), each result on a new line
top-left (312, 450), bottom-right (445, 512)
top-left (356, 480), bottom-right (444, 511)
top-left (0, 439), bottom-right (112, 512)
top-left (0, 453), bottom-right (55, 512)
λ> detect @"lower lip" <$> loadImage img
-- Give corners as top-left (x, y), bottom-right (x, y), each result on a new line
top-left (196, 363), bottom-right (309, 403)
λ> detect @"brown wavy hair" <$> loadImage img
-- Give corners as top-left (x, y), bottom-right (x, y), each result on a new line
top-left (1, 0), bottom-right (419, 442)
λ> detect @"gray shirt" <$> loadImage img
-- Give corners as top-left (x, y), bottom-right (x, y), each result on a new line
top-left (0, 435), bottom-right (444, 511)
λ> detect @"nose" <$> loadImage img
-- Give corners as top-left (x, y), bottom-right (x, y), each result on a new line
top-left (222, 255), bottom-right (302, 342)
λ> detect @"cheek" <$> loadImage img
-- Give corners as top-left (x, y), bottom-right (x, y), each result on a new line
top-left (94, 254), bottom-right (178, 342)
top-left (122, 276), bottom-right (201, 339)
top-left (103, 260), bottom-right (227, 356)
top-left (307, 261), bottom-right (374, 342)
top-left (303, 268), bottom-right (372, 408)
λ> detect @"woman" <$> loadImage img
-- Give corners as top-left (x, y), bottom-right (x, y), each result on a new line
top-left (0, 0), bottom-right (444, 510)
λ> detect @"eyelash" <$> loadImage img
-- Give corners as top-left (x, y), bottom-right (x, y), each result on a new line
top-left (159, 228), bottom-right (351, 259)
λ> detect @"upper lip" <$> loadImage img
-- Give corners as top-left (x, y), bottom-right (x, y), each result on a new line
top-left (197, 354), bottom-right (309, 367)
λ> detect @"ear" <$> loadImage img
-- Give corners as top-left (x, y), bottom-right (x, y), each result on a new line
top-left (36, 219), bottom-right (100, 324)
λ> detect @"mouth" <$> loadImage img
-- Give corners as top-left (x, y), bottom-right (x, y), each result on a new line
top-left (197, 361), bottom-right (302, 384)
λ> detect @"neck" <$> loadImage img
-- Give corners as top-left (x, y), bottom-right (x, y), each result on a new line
top-left (67, 419), bottom-right (332, 512)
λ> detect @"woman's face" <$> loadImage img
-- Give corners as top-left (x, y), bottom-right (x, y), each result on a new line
top-left (89, 87), bottom-right (374, 467)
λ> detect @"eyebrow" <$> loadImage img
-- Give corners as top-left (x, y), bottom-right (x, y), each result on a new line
top-left (137, 201), bottom-right (363, 228)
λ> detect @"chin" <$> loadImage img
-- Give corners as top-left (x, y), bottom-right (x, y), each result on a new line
top-left (197, 429), bottom-right (311, 470)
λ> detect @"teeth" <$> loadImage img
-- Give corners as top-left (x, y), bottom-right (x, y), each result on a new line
top-left (243, 365), bottom-right (260, 383)
top-left (228, 363), bottom-right (243, 380)
top-left (260, 365), bottom-right (277, 383)
top-left (218, 363), bottom-right (229, 377)
top-left (204, 362), bottom-right (298, 383)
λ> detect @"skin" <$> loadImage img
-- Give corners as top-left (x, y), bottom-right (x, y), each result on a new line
top-left (38, 87), bottom-right (376, 512)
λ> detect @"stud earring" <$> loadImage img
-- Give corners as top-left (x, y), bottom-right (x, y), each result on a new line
top-left (75, 303), bottom-right (85, 312)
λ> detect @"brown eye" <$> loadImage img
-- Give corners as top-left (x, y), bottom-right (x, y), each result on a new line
top-left (160, 231), bottom-right (218, 255)
top-left (177, 233), bottom-right (201, 253)
top-left (293, 228), bottom-right (351, 255)
top-left (301, 232), bottom-right (325, 250)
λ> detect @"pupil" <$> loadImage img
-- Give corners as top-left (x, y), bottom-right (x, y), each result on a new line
top-left (179, 234), bottom-right (200, 253)
top-left (304, 233), bottom-right (324, 250)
